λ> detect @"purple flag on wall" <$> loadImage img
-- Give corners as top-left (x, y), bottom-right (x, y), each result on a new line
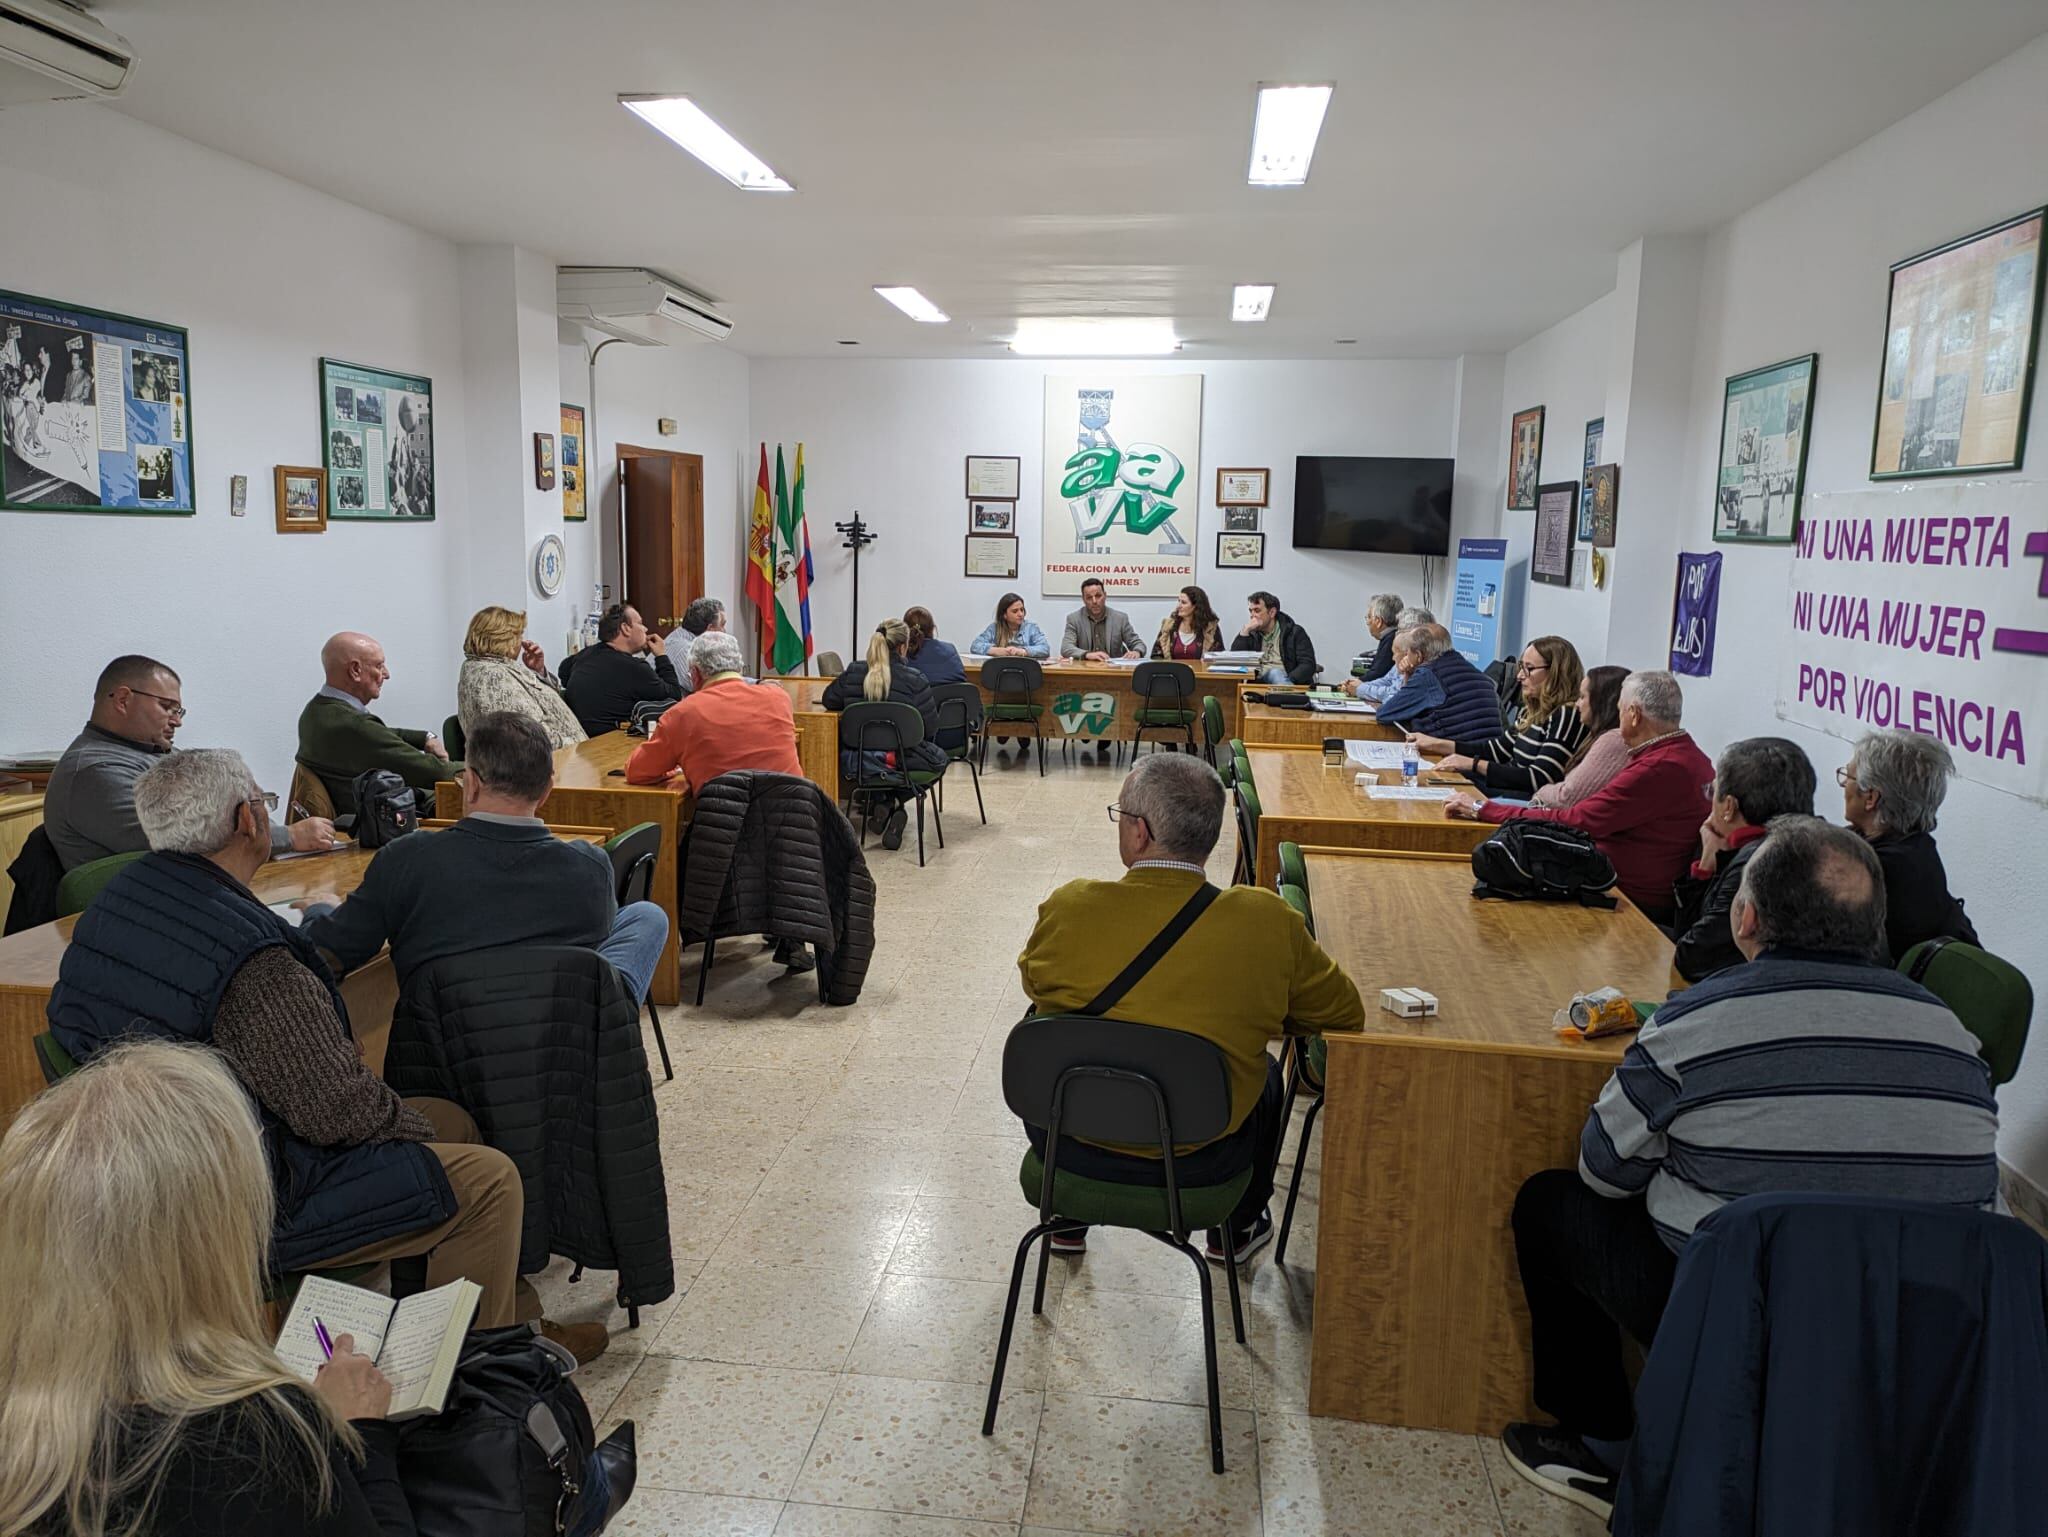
top-left (1670, 552), bottom-right (1722, 677)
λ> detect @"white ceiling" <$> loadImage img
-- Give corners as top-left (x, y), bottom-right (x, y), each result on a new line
top-left (89, 0), bottom-right (2048, 359)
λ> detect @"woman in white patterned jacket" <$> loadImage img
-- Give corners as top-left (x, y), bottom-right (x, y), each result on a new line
top-left (456, 605), bottom-right (586, 750)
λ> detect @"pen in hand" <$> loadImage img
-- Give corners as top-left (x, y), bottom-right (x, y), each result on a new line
top-left (314, 1317), bottom-right (334, 1360)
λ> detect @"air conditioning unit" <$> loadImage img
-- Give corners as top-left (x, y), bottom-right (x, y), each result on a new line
top-left (556, 267), bottom-right (733, 348)
top-left (0, 0), bottom-right (133, 104)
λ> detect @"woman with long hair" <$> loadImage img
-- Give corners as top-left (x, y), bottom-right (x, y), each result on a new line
top-left (902, 605), bottom-right (965, 684)
top-left (0, 1041), bottom-right (411, 1536)
top-left (1408, 635), bottom-right (1588, 799)
top-left (456, 604), bottom-right (585, 749)
top-left (822, 616), bottom-right (950, 850)
top-left (1529, 663), bottom-right (1632, 809)
top-left (1150, 585), bottom-right (1223, 660)
top-left (967, 592), bottom-right (1050, 659)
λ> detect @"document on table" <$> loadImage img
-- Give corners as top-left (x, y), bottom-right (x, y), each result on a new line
top-left (1346, 742), bottom-right (1435, 771)
top-left (1363, 784), bottom-right (1460, 801)
top-left (267, 901), bottom-right (305, 928)
top-left (1308, 698), bottom-right (1376, 715)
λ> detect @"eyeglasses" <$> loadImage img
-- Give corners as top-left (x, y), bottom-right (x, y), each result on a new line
top-left (1106, 804), bottom-right (1149, 829)
top-left (1517, 661), bottom-right (1548, 676)
top-left (127, 687), bottom-right (187, 720)
top-left (248, 791), bottom-right (280, 812)
top-left (1835, 766), bottom-right (1855, 787)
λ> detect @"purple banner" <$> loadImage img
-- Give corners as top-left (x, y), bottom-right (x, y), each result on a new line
top-left (1670, 551), bottom-right (1722, 677)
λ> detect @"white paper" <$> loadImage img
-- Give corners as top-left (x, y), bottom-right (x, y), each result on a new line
top-left (364, 426), bottom-right (387, 509)
top-left (377, 1284), bottom-right (469, 1413)
top-left (92, 344), bottom-right (125, 451)
top-left (1204, 650), bottom-right (1261, 662)
top-left (1363, 784), bottom-right (1459, 801)
top-left (275, 1276), bottom-right (395, 1384)
top-left (1346, 742), bottom-right (1412, 769)
top-left (267, 901), bottom-right (305, 928)
top-left (1307, 698), bottom-right (1376, 715)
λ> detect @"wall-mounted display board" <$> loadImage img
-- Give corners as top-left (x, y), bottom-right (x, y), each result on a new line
top-left (0, 289), bottom-right (193, 514)
top-left (320, 357), bottom-right (435, 519)
top-left (1042, 374), bottom-right (1202, 598)
top-left (560, 404), bottom-right (586, 520)
top-left (1716, 354), bottom-right (1816, 544)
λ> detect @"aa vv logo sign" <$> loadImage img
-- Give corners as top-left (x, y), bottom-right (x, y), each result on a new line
top-left (1054, 691), bottom-right (1117, 736)
top-left (1042, 375), bottom-right (1202, 599)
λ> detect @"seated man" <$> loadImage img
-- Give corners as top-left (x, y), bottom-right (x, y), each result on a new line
top-left (303, 712), bottom-right (669, 1005)
top-left (1017, 753), bottom-right (1365, 1260)
top-left (1670, 736), bottom-right (1815, 981)
top-left (1229, 589), bottom-right (1318, 685)
top-left (45, 653), bottom-right (337, 869)
top-left (1449, 669), bottom-right (1709, 923)
top-left (44, 748), bottom-right (604, 1362)
top-left (1374, 622), bottom-right (1501, 740)
top-left (1060, 578), bottom-right (1145, 661)
top-left (297, 631), bottom-right (461, 815)
top-left (1501, 816), bottom-right (1998, 1520)
top-left (564, 603), bottom-right (684, 736)
top-left (663, 594), bottom-right (728, 660)
top-left (1342, 605), bottom-right (1433, 703)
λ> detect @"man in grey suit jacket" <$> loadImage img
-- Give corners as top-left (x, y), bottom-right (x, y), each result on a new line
top-left (1061, 578), bottom-right (1145, 661)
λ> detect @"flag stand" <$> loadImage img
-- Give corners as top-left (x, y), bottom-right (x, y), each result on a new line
top-left (834, 512), bottom-right (876, 656)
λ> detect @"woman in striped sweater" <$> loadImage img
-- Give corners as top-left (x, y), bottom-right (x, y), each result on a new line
top-left (1409, 635), bottom-right (1586, 799)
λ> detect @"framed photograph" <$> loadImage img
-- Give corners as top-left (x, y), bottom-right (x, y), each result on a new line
top-left (1215, 531), bottom-right (1265, 569)
top-left (1221, 506), bottom-right (1260, 533)
top-left (1578, 418), bottom-right (1605, 541)
top-left (319, 357), bottom-right (434, 519)
top-left (1533, 480), bottom-right (1577, 586)
top-left (1507, 405), bottom-right (1545, 509)
top-left (1, 288), bottom-right (194, 514)
top-left (230, 474), bottom-right (247, 517)
top-left (1715, 353), bottom-right (1816, 544)
top-left (969, 499), bottom-right (1014, 533)
top-left (1216, 467), bottom-right (1269, 506)
top-left (1587, 463), bottom-right (1621, 549)
top-left (964, 532), bottom-right (1019, 578)
top-left (274, 465), bottom-right (327, 533)
top-left (1871, 207), bottom-right (2043, 478)
top-left (534, 431), bottom-right (556, 491)
top-left (560, 403), bottom-right (586, 521)
top-left (965, 454), bottom-right (1020, 501)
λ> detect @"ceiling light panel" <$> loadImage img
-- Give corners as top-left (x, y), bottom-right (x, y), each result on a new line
top-left (1232, 284), bottom-right (1275, 322)
top-left (1010, 318), bottom-right (1180, 356)
top-left (873, 286), bottom-right (950, 323)
top-left (620, 95), bottom-right (792, 191)
top-left (1247, 84), bottom-right (1332, 187)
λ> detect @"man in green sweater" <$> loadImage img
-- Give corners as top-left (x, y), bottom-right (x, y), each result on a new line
top-left (297, 631), bottom-right (462, 813)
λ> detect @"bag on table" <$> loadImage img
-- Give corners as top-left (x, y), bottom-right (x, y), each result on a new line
top-left (349, 768), bottom-right (421, 848)
top-left (1471, 823), bottom-right (1619, 909)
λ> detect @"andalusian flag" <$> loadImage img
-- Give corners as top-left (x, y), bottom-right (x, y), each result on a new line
top-left (745, 443), bottom-right (777, 662)
top-left (772, 443), bottom-right (815, 674)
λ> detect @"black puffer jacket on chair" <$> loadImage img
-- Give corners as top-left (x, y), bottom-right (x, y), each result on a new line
top-left (679, 771), bottom-right (877, 1005)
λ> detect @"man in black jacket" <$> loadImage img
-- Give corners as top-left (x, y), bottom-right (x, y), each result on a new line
top-left (562, 603), bottom-right (683, 735)
top-left (1231, 590), bottom-right (1318, 685)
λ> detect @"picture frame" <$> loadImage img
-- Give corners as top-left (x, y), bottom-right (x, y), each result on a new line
top-left (533, 431), bottom-right (556, 491)
top-left (274, 465), bottom-right (327, 534)
top-left (969, 499), bottom-right (1014, 533)
top-left (319, 357), bottom-right (435, 519)
top-left (964, 532), bottom-right (1019, 578)
top-left (229, 474), bottom-right (247, 517)
top-left (1, 288), bottom-right (195, 515)
top-left (1216, 467), bottom-right (1269, 506)
top-left (1215, 531), bottom-right (1265, 569)
top-left (1221, 506), bottom-right (1260, 533)
top-left (1871, 206), bottom-right (2044, 479)
top-left (1578, 418), bottom-right (1604, 542)
top-left (1532, 480), bottom-right (1577, 586)
top-left (560, 403), bottom-right (586, 521)
top-left (964, 454), bottom-right (1021, 501)
top-left (1587, 463), bottom-right (1621, 549)
top-left (1507, 405), bottom-right (1545, 510)
top-left (1714, 353), bottom-right (1817, 544)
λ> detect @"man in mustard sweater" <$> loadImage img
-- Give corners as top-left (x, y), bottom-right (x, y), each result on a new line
top-left (1017, 752), bottom-right (1364, 1262)
top-left (297, 631), bottom-right (462, 814)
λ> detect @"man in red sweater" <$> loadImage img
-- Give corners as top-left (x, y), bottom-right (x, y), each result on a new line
top-left (625, 631), bottom-right (801, 789)
top-left (1447, 669), bottom-right (1710, 923)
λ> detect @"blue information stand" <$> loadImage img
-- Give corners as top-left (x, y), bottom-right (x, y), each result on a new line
top-left (1450, 538), bottom-right (1507, 668)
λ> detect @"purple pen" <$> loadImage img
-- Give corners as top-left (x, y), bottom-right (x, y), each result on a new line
top-left (314, 1317), bottom-right (334, 1360)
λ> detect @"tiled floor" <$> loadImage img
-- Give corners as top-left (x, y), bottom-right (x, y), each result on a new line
top-left (533, 746), bottom-right (1602, 1537)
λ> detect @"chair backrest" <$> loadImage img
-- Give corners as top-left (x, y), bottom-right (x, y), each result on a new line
top-left (1202, 694), bottom-right (1226, 751)
top-left (1900, 938), bottom-right (2033, 1087)
top-left (1132, 660), bottom-right (1195, 702)
top-left (929, 681), bottom-right (986, 738)
top-left (1002, 1014), bottom-right (1237, 1151)
top-left (287, 761), bottom-right (336, 823)
top-left (54, 850), bottom-right (146, 918)
top-left (816, 650), bottom-right (846, 677)
top-left (1276, 840), bottom-right (1307, 893)
top-left (604, 820), bottom-right (663, 907)
top-left (839, 699), bottom-right (927, 755)
top-left (442, 713), bottom-right (467, 761)
top-left (33, 1030), bottom-right (78, 1087)
top-left (1237, 779), bottom-right (1262, 827)
top-left (1278, 883), bottom-right (1313, 933)
top-left (981, 657), bottom-right (1043, 696)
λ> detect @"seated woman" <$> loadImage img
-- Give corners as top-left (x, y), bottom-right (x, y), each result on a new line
top-left (456, 604), bottom-right (585, 750)
top-left (903, 605), bottom-right (965, 684)
top-left (1671, 737), bottom-right (1816, 981)
top-left (0, 1042), bottom-right (412, 1535)
top-left (1841, 729), bottom-right (1980, 961)
top-left (1530, 664), bottom-right (1631, 809)
top-left (968, 592), bottom-right (1051, 659)
top-left (1151, 584), bottom-right (1223, 661)
top-left (1408, 635), bottom-right (1586, 799)
top-left (822, 617), bottom-right (949, 851)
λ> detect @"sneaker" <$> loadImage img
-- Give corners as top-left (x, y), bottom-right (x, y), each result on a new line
top-left (1048, 1228), bottom-right (1088, 1255)
top-left (538, 1317), bottom-right (610, 1366)
top-left (1499, 1422), bottom-right (1618, 1520)
top-left (1204, 1209), bottom-right (1274, 1265)
top-left (881, 807), bottom-right (909, 850)
top-left (774, 940), bottom-right (816, 973)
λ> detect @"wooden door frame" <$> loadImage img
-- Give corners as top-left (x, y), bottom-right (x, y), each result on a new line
top-left (616, 445), bottom-right (703, 636)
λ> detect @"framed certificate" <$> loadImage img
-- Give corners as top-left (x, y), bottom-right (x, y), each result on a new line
top-left (965, 454), bottom-right (1021, 500)
top-left (1216, 467), bottom-right (1269, 506)
top-left (964, 533), bottom-right (1019, 578)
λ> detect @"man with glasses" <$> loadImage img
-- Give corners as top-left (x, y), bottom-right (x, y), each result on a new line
top-left (44, 654), bottom-right (338, 871)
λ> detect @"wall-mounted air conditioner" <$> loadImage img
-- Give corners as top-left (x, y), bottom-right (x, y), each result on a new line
top-left (0, 0), bottom-right (133, 104)
top-left (556, 267), bottom-right (734, 348)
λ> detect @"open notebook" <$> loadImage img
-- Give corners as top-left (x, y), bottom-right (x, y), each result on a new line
top-left (276, 1276), bottom-right (481, 1420)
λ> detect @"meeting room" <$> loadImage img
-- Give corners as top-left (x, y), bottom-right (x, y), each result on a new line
top-left (5, 4), bottom-right (2048, 1534)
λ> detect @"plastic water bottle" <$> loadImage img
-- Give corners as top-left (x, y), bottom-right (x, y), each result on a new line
top-left (1401, 741), bottom-right (1420, 787)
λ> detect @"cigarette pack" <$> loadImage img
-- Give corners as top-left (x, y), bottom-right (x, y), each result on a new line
top-left (1378, 987), bottom-right (1437, 1018)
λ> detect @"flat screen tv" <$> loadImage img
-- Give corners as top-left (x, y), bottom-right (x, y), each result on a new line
top-left (1293, 455), bottom-right (1454, 556)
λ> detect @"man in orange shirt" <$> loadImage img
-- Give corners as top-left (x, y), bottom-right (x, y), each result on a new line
top-left (626, 631), bottom-right (801, 789)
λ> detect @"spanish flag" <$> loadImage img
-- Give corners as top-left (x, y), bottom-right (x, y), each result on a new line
top-left (745, 443), bottom-right (777, 663)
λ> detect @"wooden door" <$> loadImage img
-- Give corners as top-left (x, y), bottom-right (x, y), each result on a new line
top-left (619, 446), bottom-right (704, 634)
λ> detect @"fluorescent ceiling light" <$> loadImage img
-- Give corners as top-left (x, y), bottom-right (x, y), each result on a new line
top-left (620, 95), bottom-right (792, 191)
top-left (1232, 284), bottom-right (1275, 322)
top-left (1247, 84), bottom-right (1333, 186)
top-left (1009, 318), bottom-right (1181, 356)
top-left (873, 286), bottom-right (949, 323)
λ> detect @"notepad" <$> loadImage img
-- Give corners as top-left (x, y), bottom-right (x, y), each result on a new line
top-left (1363, 784), bottom-right (1460, 801)
top-left (267, 901), bottom-right (305, 928)
top-left (276, 1276), bottom-right (481, 1420)
top-left (1346, 742), bottom-right (1436, 771)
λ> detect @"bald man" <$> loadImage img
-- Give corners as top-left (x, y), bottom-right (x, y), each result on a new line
top-left (297, 631), bottom-right (462, 814)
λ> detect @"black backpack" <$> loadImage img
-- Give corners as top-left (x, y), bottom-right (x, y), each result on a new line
top-left (1471, 823), bottom-right (1619, 909)
top-left (350, 768), bottom-right (420, 848)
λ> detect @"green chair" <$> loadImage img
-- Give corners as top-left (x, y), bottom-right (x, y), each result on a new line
top-left (929, 682), bottom-right (988, 825)
top-left (980, 657), bottom-right (1047, 777)
top-left (1276, 841), bottom-right (1308, 898)
top-left (442, 713), bottom-right (467, 761)
top-left (840, 700), bottom-right (945, 865)
top-left (1202, 695), bottom-right (1227, 769)
top-left (603, 821), bottom-right (674, 1076)
top-left (1901, 938), bottom-right (2032, 1087)
top-left (1274, 1030), bottom-right (1329, 1269)
top-left (1278, 883), bottom-right (1311, 927)
top-left (1130, 662), bottom-right (1198, 755)
top-left (984, 1014), bottom-right (1249, 1474)
top-left (1232, 779), bottom-right (1262, 887)
top-left (1230, 739), bottom-right (1250, 793)
top-left (54, 851), bottom-right (147, 918)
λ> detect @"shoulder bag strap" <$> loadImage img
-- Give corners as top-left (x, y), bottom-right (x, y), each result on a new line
top-left (1077, 882), bottom-right (1221, 1018)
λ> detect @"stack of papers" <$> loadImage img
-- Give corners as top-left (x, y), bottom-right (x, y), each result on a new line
top-left (1364, 784), bottom-right (1460, 801)
top-left (1307, 698), bottom-right (1376, 715)
top-left (1204, 650), bottom-right (1262, 663)
top-left (1346, 741), bottom-right (1425, 770)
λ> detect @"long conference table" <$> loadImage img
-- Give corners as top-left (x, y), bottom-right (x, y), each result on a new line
top-left (1246, 745), bottom-right (1494, 889)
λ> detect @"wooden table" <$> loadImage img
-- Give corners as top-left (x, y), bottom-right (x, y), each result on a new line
top-left (956, 659), bottom-right (1246, 746)
top-left (1303, 848), bottom-right (1676, 1435)
top-left (1247, 747), bottom-right (1492, 889)
top-left (1240, 700), bottom-right (1403, 748)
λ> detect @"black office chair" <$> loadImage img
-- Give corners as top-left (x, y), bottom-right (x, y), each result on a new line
top-left (838, 700), bottom-right (945, 866)
top-left (928, 682), bottom-right (987, 825)
top-left (1131, 661), bottom-right (1198, 755)
top-left (603, 821), bottom-right (672, 1080)
top-left (979, 657), bottom-right (1046, 776)
top-left (442, 714), bottom-right (467, 762)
